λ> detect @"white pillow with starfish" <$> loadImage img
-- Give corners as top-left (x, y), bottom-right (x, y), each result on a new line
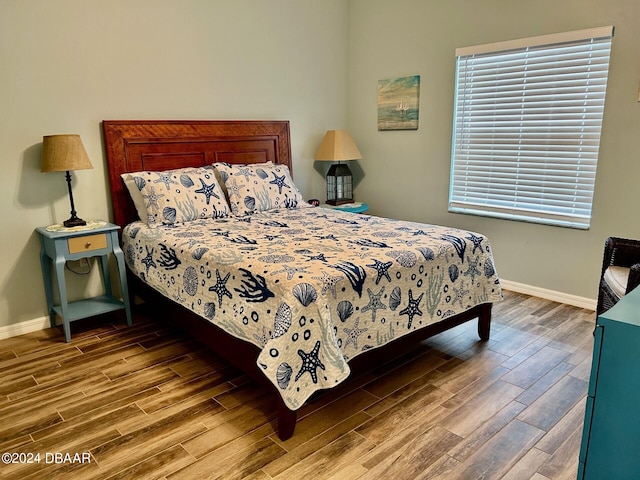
top-left (122, 166), bottom-right (230, 227)
top-left (213, 162), bottom-right (309, 216)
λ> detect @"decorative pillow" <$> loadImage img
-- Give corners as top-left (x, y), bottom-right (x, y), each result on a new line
top-left (121, 174), bottom-right (149, 222)
top-left (212, 161), bottom-right (273, 201)
top-left (213, 162), bottom-right (307, 216)
top-left (121, 166), bottom-right (230, 227)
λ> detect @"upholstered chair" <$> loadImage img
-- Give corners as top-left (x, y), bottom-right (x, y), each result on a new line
top-left (597, 237), bottom-right (640, 315)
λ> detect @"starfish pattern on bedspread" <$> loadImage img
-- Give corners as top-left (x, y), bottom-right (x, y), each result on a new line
top-left (153, 171), bottom-right (178, 190)
top-left (367, 259), bottom-right (393, 284)
top-left (140, 246), bottom-right (156, 274)
top-left (142, 186), bottom-right (165, 210)
top-left (208, 269), bottom-right (233, 307)
top-left (463, 256), bottom-right (482, 283)
top-left (295, 341), bottom-right (325, 384)
top-left (361, 287), bottom-right (387, 322)
top-left (452, 282), bottom-right (470, 308)
top-left (400, 289), bottom-right (423, 329)
top-left (269, 172), bottom-right (289, 194)
top-left (194, 178), bottom-right (220, 204)
top-left (466, 233), bottom-right (484, 253)
top-left (312, 271), bottom-right (344, 298)
top-left (343, 318), bottom-right (368, 350)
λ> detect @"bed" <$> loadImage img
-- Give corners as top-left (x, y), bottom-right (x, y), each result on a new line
top-left (103, 120), bottom-right (502, 440)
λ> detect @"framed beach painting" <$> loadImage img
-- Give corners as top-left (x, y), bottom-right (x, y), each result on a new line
top-left (377, 75), bottom-right (420, 131)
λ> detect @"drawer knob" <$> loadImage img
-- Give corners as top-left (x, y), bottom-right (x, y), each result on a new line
top-left (85, 242), bottom-right (92, 248)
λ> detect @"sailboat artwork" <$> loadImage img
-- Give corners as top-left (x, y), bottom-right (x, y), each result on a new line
top-left (378, 75), bottom-right (420, 130)
top-left (396, 98), bottom-right (409, 115)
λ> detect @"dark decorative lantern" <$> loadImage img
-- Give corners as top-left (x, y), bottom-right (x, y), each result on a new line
top-left (314, 130), bottom-right (362, 205)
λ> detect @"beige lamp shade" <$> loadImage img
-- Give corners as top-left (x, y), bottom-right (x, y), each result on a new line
top-left (314, 130), bottom-right (362, 161)
top-left (42, 134), bottom-right (93, 172)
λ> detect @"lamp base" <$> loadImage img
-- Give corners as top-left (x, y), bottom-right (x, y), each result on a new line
top-left (63, 216), bottom-right (87, 228)
top-left (326, 199), bottom-right (354, 206)
top-left (326, 163), bottom-right (353, 206)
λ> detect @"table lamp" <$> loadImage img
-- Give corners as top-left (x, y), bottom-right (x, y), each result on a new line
top-left (314, 130), bottom-right (362, 205)
top-left (41, 134), bottom-right (93, 227)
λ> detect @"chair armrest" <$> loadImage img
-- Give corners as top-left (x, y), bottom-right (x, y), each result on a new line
top-left (627, 263), bottom-right (640, 294)
top-left (602, 237), bottom-right (640, 274)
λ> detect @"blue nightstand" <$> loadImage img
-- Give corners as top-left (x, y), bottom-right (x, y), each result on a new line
top-left (36, 222), bottom-right (132, 342)
top-left (323, 202), bottom-right (369, 214)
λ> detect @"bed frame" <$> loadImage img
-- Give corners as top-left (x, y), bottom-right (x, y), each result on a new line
top-left (103, 119), bottom-right (493, 440)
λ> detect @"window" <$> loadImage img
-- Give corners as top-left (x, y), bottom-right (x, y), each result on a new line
top-left (449, 26), bottom-right (613, 229)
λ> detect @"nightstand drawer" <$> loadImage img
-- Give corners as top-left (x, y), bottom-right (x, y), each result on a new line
top-left (67, 233), bottom-right (108, 254)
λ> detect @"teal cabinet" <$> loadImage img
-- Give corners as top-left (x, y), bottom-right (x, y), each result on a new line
top-left (578, 286), bottom-right (640, 479)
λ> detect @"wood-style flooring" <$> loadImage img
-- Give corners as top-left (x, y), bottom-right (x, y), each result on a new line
top-left (0, 290), bottom-right (595, 479)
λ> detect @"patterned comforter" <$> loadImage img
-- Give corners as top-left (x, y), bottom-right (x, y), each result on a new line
top-left (123, 207), bottom-right (502, 409)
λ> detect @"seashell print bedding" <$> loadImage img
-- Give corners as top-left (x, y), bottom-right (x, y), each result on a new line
top-left (123, 207), bottom-right (503, 410)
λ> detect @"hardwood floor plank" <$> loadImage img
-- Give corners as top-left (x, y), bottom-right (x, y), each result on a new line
top-left (501, 345), bottom-right (571, 389)
top-left (101, 340), bottom-right (200, 380)
top-left (537, 425), bottom-right (584, 480)
top-left (57, 366), bottom-right (179, 419)
top-left (362, 348), bottom-right (447, 399)
top-left (361, 425), bottom-right (462, 480)
top-left (8, 370), bottom-right (110, 402)
top-left (516, 361), bottom-right (576, 406)
top-left (499, 335), bottom-right (552, 370)
top-left (535, 398), bottom-right (586, 455)
top-left (169, 437), bottom-right (286, 480)
top-left (432, 348), bottom-right (509, 395)
top-left (0, 376), bottom-right (38, 396)
top-left (263, 412), bottom-right (372, 478)
top-left (488, 324), bottom-right (542, 357)
top-left (440, 380), bottom-right (524, 437)
top-left (413, 454), bottom-right (462, 480)
top-left (517, 375), bottom-right (587, 431)
top-left (0, 408), bottom-right (64, 445)
top-left (444, 419), bottom-right (545, 480)
top-left (104, 445), bottom-right (195, 480)
top-left (90, 399), bottom-right (219, 477)
top-left (0, 345), bottom-right (84, 382)
top-left (362, 369), bottom-right (443, 418)
top-left (501, 447), bottom-right (551, 480)
top-left (272, 389), bottom-right (379, 451)
top-left (182, 395), bottom-right (276, 459)
top-left (272, 431), bottom-right (375, 480)
top-left (188, 423), bottom-right (274, 469)
top-left (137, 372), bottom-right (230, 414)
top-left (324, 463), bottom-right (369, 480)
top-left (358, 385), bottom-right (453, 445)
top-left (446, 400), bottom-right (527, 462)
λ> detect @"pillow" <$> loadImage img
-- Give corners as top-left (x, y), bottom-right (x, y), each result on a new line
top-left (121, 166), bottom-right (230, 227)
top-left (121, 174), bottom-right (149, 222)
top-left (213, 162), bottom-right (307, 216)
top-left (212, 161), bottom-right (273, 201)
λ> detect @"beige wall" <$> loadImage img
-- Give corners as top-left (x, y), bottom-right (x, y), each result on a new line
top-left (0, 0), bottom-right (350, 332)
top-left (349, 0), bottom-right (640, 301)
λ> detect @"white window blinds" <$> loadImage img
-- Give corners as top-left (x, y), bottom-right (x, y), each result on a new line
top-left (449, 26), bottom-right (613, 229)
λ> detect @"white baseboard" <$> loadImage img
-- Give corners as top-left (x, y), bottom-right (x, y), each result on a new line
top-left (0, 316), bottom-right (57, 341)
top-left (500, 279), bottom-right (596, 311)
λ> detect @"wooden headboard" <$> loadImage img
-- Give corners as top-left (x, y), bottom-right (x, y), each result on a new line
top-left (103, 120), bottom-right (292, 228)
